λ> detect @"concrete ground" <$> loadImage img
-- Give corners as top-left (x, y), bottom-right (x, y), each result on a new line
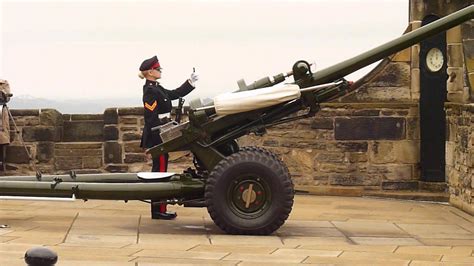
top-left (0, 195), bottom-right (473, 265)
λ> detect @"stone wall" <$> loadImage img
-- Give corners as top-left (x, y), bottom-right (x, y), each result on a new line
top-left (240, 103), bottom-right (420, 192)
top-left (2, 107), bottom-right (191, 176)
top-left (445, 103), bottom-right (474, 215)
top-left (2, 104), bottom-right (422, 194)
top-left (407, 0), bottom-right (474, 214)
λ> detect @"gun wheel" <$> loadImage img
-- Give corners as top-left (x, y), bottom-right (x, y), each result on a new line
top-left (205, 149), bottom-right (294, 235)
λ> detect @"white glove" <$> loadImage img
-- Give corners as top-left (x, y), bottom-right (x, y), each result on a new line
top-left (189, 72), bottom-right (199, 87)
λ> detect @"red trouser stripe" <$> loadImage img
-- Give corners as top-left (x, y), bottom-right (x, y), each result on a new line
top-left (159, 155), bottom-right (166, 213)
top-left (160, 203), bottom-right (167, 212)
top-left (159, 155), bottom-right (165, 172)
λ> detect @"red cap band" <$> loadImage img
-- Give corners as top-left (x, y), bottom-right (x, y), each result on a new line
top-left (151, 62), bottom-right (161, 69)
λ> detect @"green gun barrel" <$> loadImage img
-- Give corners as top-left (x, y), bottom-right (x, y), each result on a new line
top-left (0, 180), bottom-right (204, 201)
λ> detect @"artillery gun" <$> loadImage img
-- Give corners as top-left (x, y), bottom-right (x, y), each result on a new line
top-left (0, 5), bottom-right (472, 235)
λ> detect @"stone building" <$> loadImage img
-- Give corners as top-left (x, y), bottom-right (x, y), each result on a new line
top-left (1, 0), bottom-right (473, 215)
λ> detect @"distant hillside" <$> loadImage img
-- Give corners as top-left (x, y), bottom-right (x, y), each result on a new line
top-left (7, 95), bottom-right (143, 114)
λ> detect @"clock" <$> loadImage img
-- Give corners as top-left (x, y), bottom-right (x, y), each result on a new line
top-left (425, 47), bottom-right (444, 72)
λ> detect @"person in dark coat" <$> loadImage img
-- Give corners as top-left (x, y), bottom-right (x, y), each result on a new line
top-left (139, 55), bottom-right (198, 220)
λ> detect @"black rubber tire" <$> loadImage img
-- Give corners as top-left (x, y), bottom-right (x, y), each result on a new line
top-left (205, 149), bottom-right (294, 235)
top-left (239, 146), bottom-right (290, 176)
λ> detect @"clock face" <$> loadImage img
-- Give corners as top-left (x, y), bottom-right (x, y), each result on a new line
top-left (426, 48), bottom-right (444, 72)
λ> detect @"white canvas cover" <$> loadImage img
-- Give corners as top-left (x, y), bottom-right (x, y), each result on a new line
top-left (213, 84), bottom-right (301, 116)
top-left (137, 172), bottom-right (175, 180)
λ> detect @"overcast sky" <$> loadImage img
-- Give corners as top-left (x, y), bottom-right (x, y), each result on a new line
top-left (1, 0), bottom-right (408, 103)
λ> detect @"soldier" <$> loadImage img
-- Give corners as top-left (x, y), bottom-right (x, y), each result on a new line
top-left (139, 55), bottom-right (198, 220)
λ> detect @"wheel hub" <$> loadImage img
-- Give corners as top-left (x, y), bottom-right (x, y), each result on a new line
top-left (231, 179), bottom-right (268, 214)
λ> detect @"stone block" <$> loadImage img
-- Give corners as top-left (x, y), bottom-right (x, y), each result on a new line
top-left (469, 73), bottom-right (474, 100)
top-left (370, 62), bottom-right (410, 87)
top-left (410, 68), bottom-right (420, 100)
top-left (392, 48), bottom-right (410, 62)
top-left (335, 142), bottom-right (368, 152)
top-left (310, 118), bottom-right (333, 129)
top-left (54, 156), bottom-right (82, 170)
top-left (70, 114), bottom-right (103, 121)
top-left (351, 86), bottom-right (411, 102)
top-left (446, 142), bottom-right (455, 167)
top-left (468, 149), bottom-right (474, 168)
top-left (447, 44), bottom-right (463, 67)
top-left (122, 132), bottom-right (141, 141)
top-left (104, 141), bottom-right (122, 164)
top-left (10, 109), bottom-right (39, 116)
top-left (120, 126), bottom-right (137, 132)
top-left (352, 110), bottom-right (380, 116)
top-left (369, 164), bottom-right (414, 181)
top-left (118, 107), bottom-right (143, 116)
top-left (36, 142), bottom-right (54, 163)
top-left (411, 44), bottom-right (420, 68)
top-left (335, 117), bottom-right (405, 140)
top-left (315, 152), bottom-right (344, 163)
top-left (55, 143), bottom-right (102, 149)
top-left (382, 181), bottom-right (418, 191)
top-left (447, 25), bottom-right (462, 44)
top-left (318, 107), bottom-right (352, 117)
top-left (55, 148), bottom-right (102, 157)
top-left (63, 120), bottom-right (104, 142)
top-left (463, 39), bottom-right (474, 71)
top-left (124, 153), bottom-right (146, 163)
top-left (311, 175), bottom-right (329, 186)
top-left (40, 109), bottom-right (63, 126)
top-left (316, 163), bottom-right (359, 174)
top-left (418, 181), bottom-right (447, 192)
top-left (448, 122), bottom-right (457, 142)
top-left (370, 142), bottom-right (396, 164)
top-left (105, 164), bottom-right (129, 173)
top-left (10, 116), bottom-right (40, 127)
top-left (268, 129), bottom-right (329, 140)
top-left (394, 141), bottom-right (419, 164)
top-left (104, 125), bottom-right (119, 141)
top-left (119, 117), bottom-right (138, 125)
top-left (262, 139), bottom-right (279, 147)
top-left (329, 174), bottom-right (380, 186)
top-left (103, 108), bottom-right (118, 124)
top-left (22, 126), bottom-right (62, 142)
top-left (447, 67), bottom-right (464, 93)
top-left (458, 127), bottom-right (469, 150)
top-left (380, 110), bottom-right (408, 116)
top-left (5, 145), bottom-right (31, 163)
top-left (83, 157), bottom-right (102, 169)
top-left (406, 117), bottom-right (420, 140)
top-left (347, 152), bottom-right (368, 163)
top-left (447, 87), bottom-right (470, 104)
top-left (288, 149), bottom-right (313, 169)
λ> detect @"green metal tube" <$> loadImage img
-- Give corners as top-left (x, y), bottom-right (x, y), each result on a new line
top-left (0, 173), bottom-right (160, 183)
top-left (0, 180), bottom-right (205, 200)
top-left (310, 5), bottom-right (474, 85)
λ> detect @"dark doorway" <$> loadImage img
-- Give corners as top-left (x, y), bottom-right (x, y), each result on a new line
top-left (419, 15), bottom-right (447, 182)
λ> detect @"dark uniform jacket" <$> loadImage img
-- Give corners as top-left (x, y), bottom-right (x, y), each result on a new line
top-left (140, 80), bottom-right (194, 148)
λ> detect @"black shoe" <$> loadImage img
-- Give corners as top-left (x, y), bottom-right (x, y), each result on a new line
top-left (152, 211), bottom-right (177, 220)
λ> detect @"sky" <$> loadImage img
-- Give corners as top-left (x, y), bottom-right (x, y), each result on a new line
top-left (1, 0), bottom-right (408, 104)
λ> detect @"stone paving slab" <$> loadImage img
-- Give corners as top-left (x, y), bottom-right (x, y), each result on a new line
top-left (189, 244), bottom-right (277, 254)
top-left (303, 256), bottom-right (411, 265)
top-left (349, 236), bottom-right (423, 246)
top-left (0, 195), bottom-right (473, 265)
